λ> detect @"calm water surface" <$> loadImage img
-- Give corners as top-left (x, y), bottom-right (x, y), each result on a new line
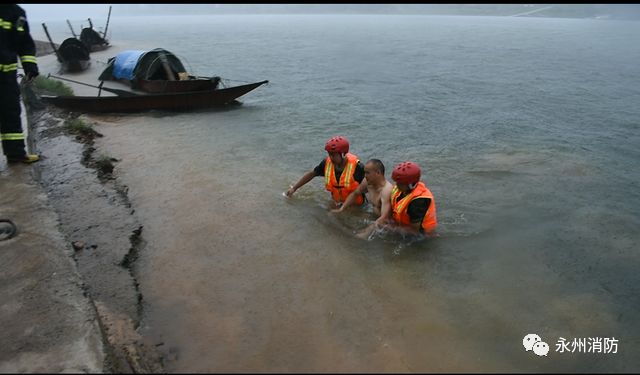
top-left (35, 15), bottom-right (640, 372)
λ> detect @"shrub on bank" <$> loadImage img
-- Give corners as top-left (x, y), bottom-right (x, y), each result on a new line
top-left (64, 118), bottom-right (92, 135)
top-left (63, 118), bottom-right (103, 143)
top-left (31, 76), bottom-right (74, 96)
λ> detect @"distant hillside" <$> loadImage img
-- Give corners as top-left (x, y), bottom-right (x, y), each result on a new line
top-left (112, 4), bottom-right (640, 20)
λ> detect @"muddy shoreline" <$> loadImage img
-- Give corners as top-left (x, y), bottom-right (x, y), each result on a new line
top-left (25, 97), bottom-right (164, 372)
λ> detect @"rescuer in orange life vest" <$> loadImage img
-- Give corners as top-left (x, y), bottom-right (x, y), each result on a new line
top-left (384, 161), bottom-right (437, 236)
top-left (285, 136), bottom-right (366, 208)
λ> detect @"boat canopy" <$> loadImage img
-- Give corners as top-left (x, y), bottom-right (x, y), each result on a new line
top-left (99, 48), bottom-right (187, 81)
top-left (58, 37), bottom-right (90, 62)
top-left (80, 27), bottom-right (108, 48)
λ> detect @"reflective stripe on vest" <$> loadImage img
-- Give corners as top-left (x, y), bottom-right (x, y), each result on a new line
top-left (1, 63), bottom-right (18, 72)
top-left (20, 55), bottom-right (37, 64)
top-left (324, 152), bottom-right (363, 204)
top-left (1, 133), bottom-right (25, 141)
top-left (0, 18), bottom-right (24, 31)
top-left (391, 181), bottom-right (437, 233)
top-left (0, 18), bottom-right (24, 32)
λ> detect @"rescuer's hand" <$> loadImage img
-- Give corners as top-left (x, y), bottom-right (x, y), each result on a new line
top-left (23, 65), bottom-right (39, 82)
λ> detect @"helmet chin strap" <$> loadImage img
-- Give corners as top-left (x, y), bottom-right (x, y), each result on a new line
top-left (335, 153), bottom-right (346, 165)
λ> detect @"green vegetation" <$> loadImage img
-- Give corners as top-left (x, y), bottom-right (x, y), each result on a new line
top-left (31, 75), bottom-right (73, 96)
top-left (94, 154), bottom-right (116, 176)
top-left (63, 117), bottom-right (103, 145)
top-left (64, 118), bottom-right (93, 136)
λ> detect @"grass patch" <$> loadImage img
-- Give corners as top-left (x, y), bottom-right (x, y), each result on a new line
top-left (94, 154), bottom-right (116, 178)
top-left (31, 75), bottom-right (74, 96)
top-left (65, 118), bottom-right (93, 135)
top-left (64, 117), bottom-right (103, 142)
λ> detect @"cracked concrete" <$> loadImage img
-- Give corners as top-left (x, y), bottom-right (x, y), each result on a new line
top-left (24, 105), bottom-right (164, 373)
top-left (0, 161), bottom-right (104, 373)
top-left (1, 70), bottom-right (163, 372)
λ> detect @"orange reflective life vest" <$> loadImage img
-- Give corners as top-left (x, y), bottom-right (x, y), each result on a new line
top-left (324, 153), bottom-right (364, 205)
top-left (391, 181), bottom-right (437, 234)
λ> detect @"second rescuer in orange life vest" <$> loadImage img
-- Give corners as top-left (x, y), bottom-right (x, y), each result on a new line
top-left (387, 161), bottom-right (437, 235)
top-left (285, 136), bottom-right (366, 208)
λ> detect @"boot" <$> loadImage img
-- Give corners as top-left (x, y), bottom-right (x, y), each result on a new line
top-left (7, 154), bottom-right (40, 164)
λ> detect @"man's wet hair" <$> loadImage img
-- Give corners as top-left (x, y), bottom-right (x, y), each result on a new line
top-left (366, 158), bottom-right (385, 175)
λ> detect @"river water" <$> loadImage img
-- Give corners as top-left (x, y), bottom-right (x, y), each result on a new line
top-left (34, 14), bottom-right (640, 372)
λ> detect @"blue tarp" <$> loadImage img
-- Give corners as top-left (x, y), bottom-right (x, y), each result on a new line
top-left (99, 48), bottom-right (187, 82)
top-left (111, 50), bottom-right (146, 80)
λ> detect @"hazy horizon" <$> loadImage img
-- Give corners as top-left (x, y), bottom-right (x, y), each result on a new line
top-left (19, 4), bottom-right (640, 25)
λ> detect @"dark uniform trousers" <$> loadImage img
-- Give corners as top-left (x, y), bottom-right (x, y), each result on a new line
top-left (0, 73), bottom-right (25, 157)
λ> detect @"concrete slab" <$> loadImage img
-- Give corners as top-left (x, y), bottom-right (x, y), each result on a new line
top-left (0, 164), bottom-right (105, 373)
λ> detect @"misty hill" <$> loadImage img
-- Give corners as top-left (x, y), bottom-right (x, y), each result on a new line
top-left (113, 4), bottom-right (640, 20)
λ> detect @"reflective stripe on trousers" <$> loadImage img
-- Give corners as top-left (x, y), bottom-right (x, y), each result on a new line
top-left (0, 133), bottom-right (24, 140)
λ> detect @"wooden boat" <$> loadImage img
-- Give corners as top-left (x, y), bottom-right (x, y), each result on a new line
top-left (67, 21), bottom-right (108, 52)
top-left (98, 48), bottom-right (220, 93)
top-left (42, 23), bottom-right (91, 73)
top-left (79, 27), bottom-right (110, 52)
top-left (40, 80), bottom-right (269, 113)
top-left (57, 38), bottom-right (91, 72)
top-left (136, 76), bottom-right (220, 93)
top-left (77, 6), bottom-right (112, 52)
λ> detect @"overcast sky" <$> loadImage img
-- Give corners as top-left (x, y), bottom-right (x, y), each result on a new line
top-left (21, 4), bottom-right (113, 23)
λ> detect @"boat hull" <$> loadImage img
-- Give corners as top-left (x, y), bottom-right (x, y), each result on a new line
top-left (88, 43), bottom-right (110, 52)
top-left (62, 59), bottom-right (91, 73)
top-left (41, 80), bottom-right (268, 113)
top-left (136, 78), bottom-right (219, 93)
top-left (57, 37), bottom-right (91, 73)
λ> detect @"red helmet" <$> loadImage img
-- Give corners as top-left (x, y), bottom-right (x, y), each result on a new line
top-left (324, 136), bottom-right (349, 154)
top-left (392, 161), bottom-right (421, 185)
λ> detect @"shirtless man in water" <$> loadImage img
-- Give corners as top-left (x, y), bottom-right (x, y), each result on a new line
top-left (332, 159), bottom-right (393, 238)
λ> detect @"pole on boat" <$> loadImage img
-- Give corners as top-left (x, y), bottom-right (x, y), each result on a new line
top-left (158, 53), bottom-right (176, 81)
top-left (66, 20), bottom-right (78, 39)
top-left (46, 73), bottom-right (139, 97)
top-left (102, 6), bottom-right (112, 40)
top-left (41, 23), bottom-right (61, 63)
top-left (87, 18), bottom-right (94, 29)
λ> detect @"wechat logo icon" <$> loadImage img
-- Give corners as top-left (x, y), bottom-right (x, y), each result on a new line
top-left (523, 333), bottom-right (549, 357)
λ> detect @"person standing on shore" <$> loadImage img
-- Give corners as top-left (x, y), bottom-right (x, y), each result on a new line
top-left (0, 4), bottom-right (40, 164)
top-left (285, 136), bottom-right (366, 209)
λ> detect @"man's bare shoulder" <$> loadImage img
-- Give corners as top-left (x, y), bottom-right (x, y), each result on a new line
top-left (359, 178), bottom-right (369, 189)
top-left (382, 181), bottom-right (393, 196)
